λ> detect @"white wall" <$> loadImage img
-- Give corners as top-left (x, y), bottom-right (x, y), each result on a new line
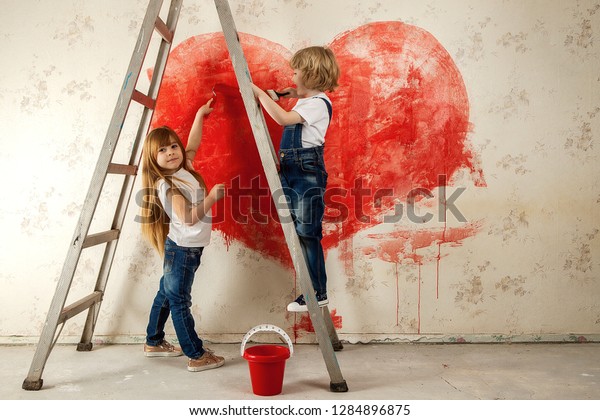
top-left (1, 0), bottom-right (598, 344)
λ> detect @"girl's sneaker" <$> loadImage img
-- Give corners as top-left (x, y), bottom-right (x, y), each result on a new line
top-left (144, 339), bottom-right (183, 357)
top-left (188, 349), bottom-right (225, 372)
top-left (286, 293), bottom-right (329, 312)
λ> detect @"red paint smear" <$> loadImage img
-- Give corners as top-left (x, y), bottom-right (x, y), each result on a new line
top-left (362, 223), bottom-right (482, 264)
top-left (149, 23), bottom-right (486, 270)
top-left (292, 309), bottom-right (342, 339)
top-left (323, 22), bottom-right (485, 251)
top-left (363, 222), bottom-right (482, 333)
top-left (150, 32), bottom-right (294, 266)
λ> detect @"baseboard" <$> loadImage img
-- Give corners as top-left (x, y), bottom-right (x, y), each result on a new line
top-left (2, 332), bottom-right (598, 345)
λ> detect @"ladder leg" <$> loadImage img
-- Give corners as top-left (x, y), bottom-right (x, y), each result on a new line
top-left (214, 0), bottom-right (347, 392)
top-left (322, 306), bottom-right (344, 351)
top-left (304, 294), bottom-right (348, 392)
top-left (22, 268), bottom-right (76, 390)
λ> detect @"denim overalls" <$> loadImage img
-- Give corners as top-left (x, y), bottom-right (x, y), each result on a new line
top-left (278, 98), bottom-right (332, 297)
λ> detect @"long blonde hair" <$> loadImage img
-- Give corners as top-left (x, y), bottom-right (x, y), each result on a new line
top-left (140, 126), bottom-right (206, 255)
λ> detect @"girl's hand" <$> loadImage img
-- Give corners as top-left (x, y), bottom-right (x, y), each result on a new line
top-left (209, 183), bottom-right (226, 202)
top-left (197, 98), bottom-right (214, 118)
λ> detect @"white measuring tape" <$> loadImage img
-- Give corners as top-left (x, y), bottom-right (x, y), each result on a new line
top-left (240, 324), bottom-right (294, 357)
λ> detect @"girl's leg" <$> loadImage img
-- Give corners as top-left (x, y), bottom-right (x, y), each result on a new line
top-left (145, 276), bottom-right (171, 345)
top-left (162, 240), bottom-right (205, 359)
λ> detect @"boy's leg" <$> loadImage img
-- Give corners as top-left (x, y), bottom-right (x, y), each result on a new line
top-left (295, 189), bottom-right (328, 296)
top-left (281, 154), bottom-right (328, 308)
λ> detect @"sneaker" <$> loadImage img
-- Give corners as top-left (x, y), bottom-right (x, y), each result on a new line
top-left (188, 349), bottom-right (225, 372)
top-left (144, 339), bottom-right (183, 357)
top-left (286, 293), bottom-right (329, 312)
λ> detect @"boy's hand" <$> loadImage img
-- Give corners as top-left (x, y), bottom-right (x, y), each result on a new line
top-left (251, 83), bottom-right (263, 98)
top-left (197, 98), bottom-right (214, 118)
top-left (209, 183), bottom-right (226, 202)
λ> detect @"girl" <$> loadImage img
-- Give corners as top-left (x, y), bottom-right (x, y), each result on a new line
top-left (140, 97), bottom-right (226, 372)
top-left (251, 46), bottom-right (340, 312)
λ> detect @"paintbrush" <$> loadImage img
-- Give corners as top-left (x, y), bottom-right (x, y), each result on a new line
top-left (266, 89), bottom-right (290, 102)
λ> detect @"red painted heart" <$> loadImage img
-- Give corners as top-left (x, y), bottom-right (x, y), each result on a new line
top-left (150, 22), bottom-right (485, 268)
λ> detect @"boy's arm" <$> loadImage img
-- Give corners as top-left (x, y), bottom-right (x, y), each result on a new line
top-left (186, 97), bottom-right (214, 162)
top-left (251, 84), bottom-right (303, 126)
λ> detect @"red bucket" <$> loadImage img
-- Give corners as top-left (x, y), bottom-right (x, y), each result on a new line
top-left (243, 345), bottom-right (291, 396)
top-left (241, 325), bottom-right (294, 396)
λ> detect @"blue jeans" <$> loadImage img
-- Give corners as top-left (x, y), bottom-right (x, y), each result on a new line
top-left (146, 237), bottom-right (205, 359)
top-left (279, 145), bottom-right (328, 296)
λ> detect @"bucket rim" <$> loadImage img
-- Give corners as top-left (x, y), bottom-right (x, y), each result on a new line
top-left (243, 344), bottom-right (291, 362)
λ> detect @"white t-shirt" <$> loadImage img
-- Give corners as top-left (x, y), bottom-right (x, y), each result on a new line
top-left (157, 168), bottom-right (212, 247)
top-left (291, 93), bottom-right (332, 148)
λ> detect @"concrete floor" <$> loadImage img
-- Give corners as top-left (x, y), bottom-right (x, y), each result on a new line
top-left (2, 342), bottom-right (599, 401)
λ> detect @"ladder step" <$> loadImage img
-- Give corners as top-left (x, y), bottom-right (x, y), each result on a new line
top-left (132, 89), bottom-right (156, 110)
top-left (82, 229), bottom-right (120, 249)
top-left (154, 17), bottom-right (174, 43)
top-left (58, 291), bottom-right (103, 324)
top-left (108, 163), bottom-right (138, 176)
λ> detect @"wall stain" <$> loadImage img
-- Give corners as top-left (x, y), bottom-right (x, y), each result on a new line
top-left (496, 154), bottom-right (530, 175)
top-left (497, 31), bottom-right (529, 53)
top-left (495, 275), bottom-right (528, 297)
top-left (53, 14), bottom-right (94, 46)
top-left (454, 260), bottom-right (491, 308)
top-left (489, 208), bottom-right (529, 243)
top-left (563, 228), bottom-right (598, 281)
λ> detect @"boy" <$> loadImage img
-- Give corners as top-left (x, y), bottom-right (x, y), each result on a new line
top-left (252, 46), bottom-right (340, 312)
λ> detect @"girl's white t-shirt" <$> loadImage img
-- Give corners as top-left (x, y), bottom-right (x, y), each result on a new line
top-left (157, 168), bottom-right (212, 247)
top-left (291, 93), bottom-right (332, 148)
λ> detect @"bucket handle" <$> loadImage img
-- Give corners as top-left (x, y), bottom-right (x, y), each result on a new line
top-left (240, 324), bottom-right (294, 357)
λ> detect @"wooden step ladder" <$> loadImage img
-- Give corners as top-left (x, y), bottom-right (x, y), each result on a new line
top-left (23, 0), bottom-right (347, 393)
top-left (213, 0), bottom-right (347, 392)
top-left (22, 0), bottom-right (183, 391)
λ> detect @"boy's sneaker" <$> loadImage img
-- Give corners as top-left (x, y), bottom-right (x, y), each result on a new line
top-left (188, 349), bottom-right (225, 372)
top-left (144, 339), bottom-right (183, 357)
top-left (286, 293), bottom-right (329, 312)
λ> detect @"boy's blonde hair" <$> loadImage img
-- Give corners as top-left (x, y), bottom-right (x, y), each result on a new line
top-left (290, 46), bottom-right (340, 92)
top-left (140, 126), bottom-right (206, 255)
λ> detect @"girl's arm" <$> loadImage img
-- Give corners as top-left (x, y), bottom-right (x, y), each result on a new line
top-left (186, 98), bottom-right (214, 162)
top-left (169, 183), bottom-right (225, 226)
top-left (251, 84), bottom-right (303, 126)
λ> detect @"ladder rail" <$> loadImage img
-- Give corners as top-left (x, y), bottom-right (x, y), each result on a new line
top-left (213, 0), bottom-right (347, 392)
top-left (23, 0), bottom-right (175, 391)
top-left (78, 0), bottom-right (184, 349)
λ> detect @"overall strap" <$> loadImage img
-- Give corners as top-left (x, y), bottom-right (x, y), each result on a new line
top-left (317, 97), bottom-right (333, 124)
